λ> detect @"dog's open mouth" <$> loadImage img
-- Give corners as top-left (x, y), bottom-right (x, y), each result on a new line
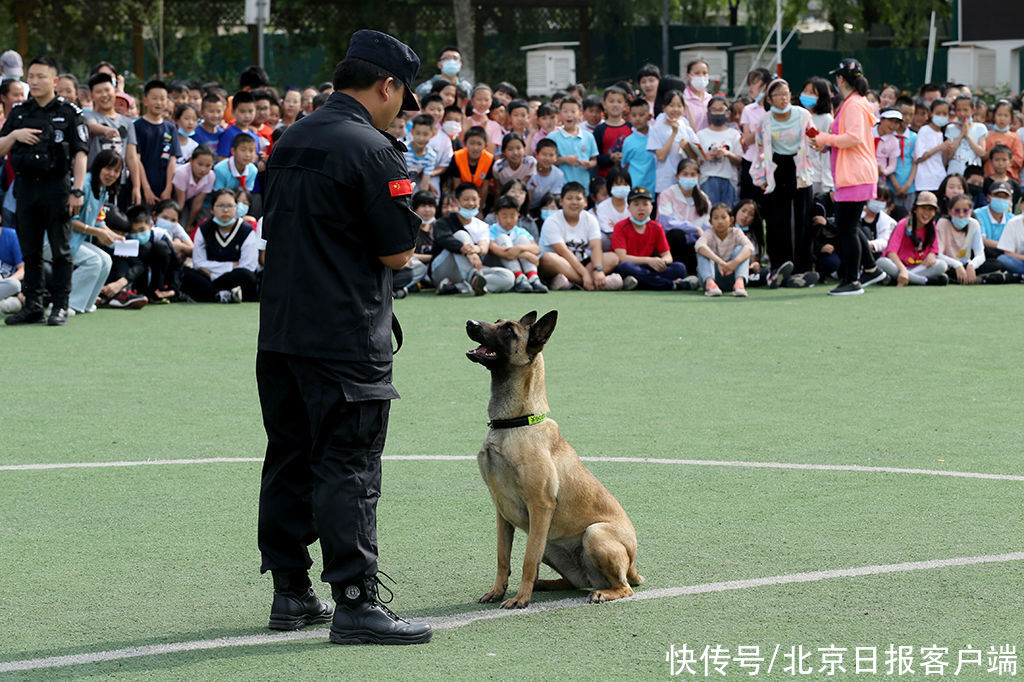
top-left (466, 344), bottom-right (499, 362)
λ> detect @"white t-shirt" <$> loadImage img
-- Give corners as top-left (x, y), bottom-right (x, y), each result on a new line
top-left (593, 197), bottom-right (630, 235)
top-left (462, 216), bottom-right (491, 244)
top-left (912, 125), bottom-right (947, 192)
top-left (944, 120), bottom-right (988, 176)
top-left (696, 126), bottom-right (742, 184)
top-left (646, 113), bottom-right (698, 194)
top-left (997, 215), bottom-right (1024, 254)
top-left (539, 209), bottom-right (601, 260)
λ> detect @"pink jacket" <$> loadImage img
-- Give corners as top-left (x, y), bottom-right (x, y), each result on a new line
top-left (815, 94), bottom-right (878, 189)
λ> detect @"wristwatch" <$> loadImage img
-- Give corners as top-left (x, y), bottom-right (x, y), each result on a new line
top-left (70, 189), bottom-right (84, 198)
top-left (593, 265), bottom-right (604, 272)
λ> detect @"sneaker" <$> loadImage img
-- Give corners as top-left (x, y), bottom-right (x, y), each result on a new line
top-left (550, 273), bottom-right (573, 291)
top-left (801, 271), bottom-right (820, 287)
top-left (767, 261), bottom-right (794, 289)
top-left (108, 288), bottom-right (148, 309)
top-left (435, 278), bottom-right (458, 295)
top-left (981, 271), bottom-right (1006, 285)
top-left (704, 280), bottom-right (722, 297)
top-left (216, 290), bottom-right (232, 303)
top-left (732, 279), bottom-right (748, 297)
top-left (674, 275), bottom-right (699, 291)
top-left (230, 286), bottom-right (244, 303)
top-left (783, 274), bottom-right (806, 288)
top-left (601, 272), bottom-right (623, 290)
top-left (0, 297), bottom-right (22, 314)
top-left (393, 287), bottom-right (408, 299)
top-left (329, 575), bottom-right (432, 645)
top-left (514, 274), bottom-right (532, 293)
top-left (828, 280), bottom-right (864, 296)
top-left (622, 275), bottom-right (639, 291)
top-left (470, 272), bottom-right (487, 296)
top-left (530, 279), bottom-right (549, 293)
top-left (861, 267), bottom-right (887, 287)
top-left (925, 273), bottom-right (949, 286)
top-left (4, 306), bottom-right (46, 325)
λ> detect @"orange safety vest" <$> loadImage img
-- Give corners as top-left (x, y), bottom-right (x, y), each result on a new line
top-left (453, 148), bottom-right (493, 188)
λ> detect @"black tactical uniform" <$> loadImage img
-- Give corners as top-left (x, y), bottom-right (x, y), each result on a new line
top-left (0, 94), bottom-right (87, 316)
top-left (258, 88), bottom-right (418, 582)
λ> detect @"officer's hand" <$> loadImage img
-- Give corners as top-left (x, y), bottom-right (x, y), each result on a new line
top-left (68, 193), bottom-right (84, 215)
top-left (12, 128), bottom-right (42, 146)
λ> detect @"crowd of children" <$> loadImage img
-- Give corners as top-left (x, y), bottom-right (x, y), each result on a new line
top-left (4, 47), bottom-right (1024, 320)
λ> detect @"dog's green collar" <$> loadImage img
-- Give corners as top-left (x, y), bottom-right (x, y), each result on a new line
top-left (488, 413), bottom-right (547, 429)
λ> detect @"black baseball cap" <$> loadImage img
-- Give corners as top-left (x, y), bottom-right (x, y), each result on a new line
top-left (989, 180), bottom-right (1013, 197)
top-left (345, 30), bottom-right (421, 110)
top-left (829, 58), bottom-right (864, 82)
top-left (627, 186), bottom-right (653, 203)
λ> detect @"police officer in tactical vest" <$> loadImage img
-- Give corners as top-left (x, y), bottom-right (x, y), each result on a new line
top-left (0, 55), bottom-right (87, 326)
top-left (256, 31), bottom-right (432, 644)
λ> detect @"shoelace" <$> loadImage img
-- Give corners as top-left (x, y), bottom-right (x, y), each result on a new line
top-left (367, 571), bottom-right (408, 624)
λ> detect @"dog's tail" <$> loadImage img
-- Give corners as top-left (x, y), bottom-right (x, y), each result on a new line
top-left (627, 563), bottom-right (644, 586)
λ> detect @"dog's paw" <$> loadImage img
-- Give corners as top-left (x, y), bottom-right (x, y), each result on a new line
top-left (499, 595), bottom-right (531, 609)
top-left (478, 589), bottom-right (506, 604)
top-left (586, 590), bottom-right (609, 604)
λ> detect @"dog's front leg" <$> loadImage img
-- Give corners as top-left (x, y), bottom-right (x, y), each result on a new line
top-left (478, 513), bottom-right (514, 603)
top-left (501, 498), bottom-right (555, 609)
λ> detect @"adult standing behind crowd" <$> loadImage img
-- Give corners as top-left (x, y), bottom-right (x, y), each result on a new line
top-left (257, 30), bottom-right (432, 645)
top-left (811, 58), bottom-right (883, 295)
top-left (0, 55), bottom-right (87, 326)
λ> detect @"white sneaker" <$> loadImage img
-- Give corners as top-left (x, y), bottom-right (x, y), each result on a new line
top-left (217, 290), bottom-right (232, 303)
top-left (230, 286), bottom-right (244, 303)
top-left (601, 272), bottom-right (623, 290)
top-left (550, 274), bottom-right (573, 291)
top-left (0, 297), bottom-right (22, 314)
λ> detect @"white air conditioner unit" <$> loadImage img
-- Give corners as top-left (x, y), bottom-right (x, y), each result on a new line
top-left (521, 42), bottom-right (579, 97)
top-left (946, 45), bottom-right (998, 89)
top-left (674, 43), bottom-right (731, 95)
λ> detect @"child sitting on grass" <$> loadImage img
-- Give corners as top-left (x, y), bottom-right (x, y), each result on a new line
top-left (935, 193), bottom-right (985, 284)
top-left (611, 186), bottom-right (693, 290)
top-left (486, 195), bottom-right (547, 293)
top-left (538, 181), bottom-right (621, 290)
top-left (875, 191), bottom-right (949, 286)
top-left (695, 203), bottom-right (754, 297)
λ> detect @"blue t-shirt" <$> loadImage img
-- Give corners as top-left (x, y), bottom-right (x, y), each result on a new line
top-left (212, 158), bottom-right (258, 193)
top-left (547, 127), bottom-right (598, 187)
top-left (217, 125), bottom-right (260, 159)
top-left (489, 224), bottom-right (535, 244)
top-left (133, 118), bottom-right (181, 195)
top-left (889, 130), bottom-right (916, 192)
top-left (192, 124), bottom-right (222, 150)
top-left (0, 226), bottom-right (23, 277)
top-left (974, 205), bottom-right (1016, 242)
top-left (621, 130), bottom-right (656, 196)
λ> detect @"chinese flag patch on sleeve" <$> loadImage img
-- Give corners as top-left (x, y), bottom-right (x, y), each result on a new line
top-left (388, 179), bottom-right (413, 197)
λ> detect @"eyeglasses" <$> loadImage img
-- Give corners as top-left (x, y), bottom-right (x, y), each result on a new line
top-left (949, 208), bottom-right (972, 217)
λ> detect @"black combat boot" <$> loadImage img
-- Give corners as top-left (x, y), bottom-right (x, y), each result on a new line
top-left (329, 573), bottom-right (432, 645)
top-left (268, 570), bottom-right (334, 631)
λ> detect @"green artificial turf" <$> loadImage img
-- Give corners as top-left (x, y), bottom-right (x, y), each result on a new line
top-left (1, 287), bottom-right (1022, 678)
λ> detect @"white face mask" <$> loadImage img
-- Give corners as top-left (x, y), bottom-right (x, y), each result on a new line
top-left (690, 76), bottom-right (709, 92)
top-left (442, 120), bottom-right (462, 137)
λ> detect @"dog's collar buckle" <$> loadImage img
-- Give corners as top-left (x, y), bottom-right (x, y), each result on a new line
top-left (488, 413), bottom-right (547, 429)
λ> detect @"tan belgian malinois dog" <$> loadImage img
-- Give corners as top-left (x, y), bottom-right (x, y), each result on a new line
top-left (466, 311), bottom-right (643, 608)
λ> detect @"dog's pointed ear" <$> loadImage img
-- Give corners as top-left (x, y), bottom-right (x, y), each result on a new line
top-left (528, 310), bottom-right (557, 350)
top-left (519, 311), bottom-right (538, 327)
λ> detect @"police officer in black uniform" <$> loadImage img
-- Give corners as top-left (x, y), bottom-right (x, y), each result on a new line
top-left (256, 31), bottom-right (432, 645)
top-left (0, 55), bottom-right (87, 326)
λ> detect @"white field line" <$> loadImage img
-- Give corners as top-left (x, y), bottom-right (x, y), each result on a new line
top-left (2, 551), bottom-right (1022, 673)
top-left (2, 455), bottom-right (1023, 482)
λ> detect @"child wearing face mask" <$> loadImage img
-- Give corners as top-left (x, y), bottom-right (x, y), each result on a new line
top-left (682, 60), bottom-right (713, 132)
top-left (875, 191), bottom-right (949, 286)
top-left (912, 98), bottom-right (952, 192)
top-left (612, 186), bottom-right (693, 290)
top-left (594, 167), bottom-right (633, 252)
top-left (655, 158), bottom-right (710, 274)
top-left (982, 145), bottom-right (1022, 208)
top-left (936, 193), bottom-right (985, 284)
top-left (983, 101), bottom-right (1023, 181)
top-left (945, 94), bottom-right (988, 177)
top-left (696, 96), bottom-right (742, 206)
top-left (860, 186), bottom-right (897, 257)
top-left (800, 77), bottom-right (835, 195)
top-left (739, 68), bottom-right (773, 201)
top-left (394, 191), bottom-right (438, 298)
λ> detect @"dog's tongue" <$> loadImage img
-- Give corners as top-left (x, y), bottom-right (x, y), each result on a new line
top-left (473, 344), bottom-right (493, 354)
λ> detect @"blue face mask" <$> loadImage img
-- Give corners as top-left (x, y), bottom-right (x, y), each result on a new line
top-left (213, 215), bottom-right (235, 227)
top-left (678, 177), bottom-right (698, 191)
top-left (770, 104), bottom-right (792, 115)
top-left (155, 217), bottom-right (177, 231)
top-left (610, 185), bottom-right (630, 199)
top-left (931, 115), bottom-right (949, 128)
top-left (735, 223), bottom-right (749, 232)
top-left (178, 127), bottom-right (194, 138)
top-left (753, 91), bottom-right (764, 103)
top-left (540, 209), bottom-right (556, 221)
top-left (236, 203), bottom-right (249, 219)
top-left (458, 206), bottom-right (479, 220)
top-left (994, 125), bottom-right (1010, 133)
top-left (951, 216), bottom-right (970, 229)
top-left (441, 59), bottom-right (460, 77)
top-left (799, 94), bottom-right (817, 109)
top-left (990, 197), bottom-right (1010, 214)
top-left (866, 199), bottom-right (886, 215)
top-left (131, 230), bottom-right (152, 244)
top-left (631, 216), bottom-right (650, 226)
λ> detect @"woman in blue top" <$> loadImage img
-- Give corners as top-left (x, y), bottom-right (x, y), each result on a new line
top-left (61, 150), bottom-right (125, 313)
